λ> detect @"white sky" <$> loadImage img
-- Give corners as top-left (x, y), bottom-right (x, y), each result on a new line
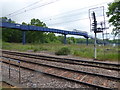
top-left (1, 0), bottom-right (115, 39)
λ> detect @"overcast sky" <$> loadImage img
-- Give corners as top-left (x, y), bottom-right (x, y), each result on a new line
top-left (1, 0), bottom-right (115, 39)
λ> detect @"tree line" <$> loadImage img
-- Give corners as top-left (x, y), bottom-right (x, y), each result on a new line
top-left (1, 17), bottom-right (119, 45)
top-left (1, 1), bottom-right (120, 44)
top-left (1, 17), bottom-right (93, 44)
top-left (1, 0), bottom-right (119, 44)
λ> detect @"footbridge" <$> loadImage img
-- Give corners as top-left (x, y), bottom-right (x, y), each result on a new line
top-left (0, 21), bottom-right (90, 45)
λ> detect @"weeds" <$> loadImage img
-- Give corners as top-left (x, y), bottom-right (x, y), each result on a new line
top-left (55, 47), bottom-right (71, 55)
top-left (2, 42), bottom-right (119, 61)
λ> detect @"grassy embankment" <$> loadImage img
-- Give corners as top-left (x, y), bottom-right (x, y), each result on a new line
top-left (2, 42), bottom-right (119, 61)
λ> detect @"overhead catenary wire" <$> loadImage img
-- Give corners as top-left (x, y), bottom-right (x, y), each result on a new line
top-left (3, 1), bottom-right (110, 31)
top-left (42, 9), bottom-right (108, 23)
top-left (44, 7), bottom-right (108, 26)
top-left (40, 1), bottom-right (111, 21)
top-left (46, 7), bottom-right (109, 27)
top-left (47, 17), bottom-right (89, 26)
top-left (47, 14), bottom-right (105, 26)
top-left (5, 1), bottom-right (110, 20)
top-left (4, 0), bottom-right (60, 17)
top-left (3, 0), bottom-right (110, 32)
top-left (4, 0), bottom-right (44, 17)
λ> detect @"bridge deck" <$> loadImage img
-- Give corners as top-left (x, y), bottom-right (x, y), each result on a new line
top-left (0, 22), bottom-right (89, 38)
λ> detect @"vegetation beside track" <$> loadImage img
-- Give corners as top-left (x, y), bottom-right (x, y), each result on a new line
top-left (2, 42), bottom-right (119, 61)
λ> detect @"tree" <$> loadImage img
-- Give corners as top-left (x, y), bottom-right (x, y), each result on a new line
top-left (106, 1), bottom-right (120, 37)
top-left (46, 33), bottom-right (58, 43)
top-left (30, 18), bottom-right (47, 27)
top-left (24, 18), bottom-right (48, 43)
top-left (2, 17), bottom-right (48, 43)
top-left (2, 17), bottom-right (22, 43)
top-left (67, 37), bottom-right (76, 44)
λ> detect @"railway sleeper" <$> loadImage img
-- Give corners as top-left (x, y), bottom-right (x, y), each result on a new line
top-left (1, 59), bottom-right (119, 89)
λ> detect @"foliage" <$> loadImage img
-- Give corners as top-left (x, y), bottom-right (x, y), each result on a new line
top-left (1, 17), bottom-right (15, 23)
top-left (2, 42), bottom-right (119, 61)
top-left (30, 18), bottom-right (47, 27)
top-left (106, 1), bottom-right (120, 37)
top-left (108, 39), bottom-right (120, 44)
top-left (2, 17), bottom-right (58, 43)
top-left (1, 17), bottom-right (119, 45)
top-left (24, 18), bottom-right (48, 43)
top-left (55, 47), bottom-right (71, 55)
top-left (67, 37), bottom-right (77, 44)
top-left (2, 17), bottom-right (22, 43)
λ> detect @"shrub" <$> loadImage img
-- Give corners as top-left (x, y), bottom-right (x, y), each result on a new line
top-left (33, 47), bottom-right (48, 52)
top-left (55, 47), bottom-right (71, 55)
top-left (73, 50), bottom-right (80, 56)
top-left (33, 48), bottom-right (38, 52)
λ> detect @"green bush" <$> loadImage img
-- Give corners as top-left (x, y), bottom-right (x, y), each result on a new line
top-left (33, 47), bottom-right (48, 52)
top-left (73, 50), bottom-right (80, 56)
top-left (33, 48), bottom-right (38, 52)
top-left (55, 47), bottom-right (71, 55)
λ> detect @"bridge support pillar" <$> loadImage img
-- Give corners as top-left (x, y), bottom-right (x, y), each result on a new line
top-left (64, 34), bottom-right (67, 44)
top-left (86, 38), bottom-right (88, 45)
top-left (22, 31), bottom-right (26, 45)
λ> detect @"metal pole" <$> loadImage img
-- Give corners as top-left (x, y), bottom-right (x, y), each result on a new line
top-left (102, 32), bottom-right (105, 60)
top-left (86, 38), bottom-right (88, 46)
top-left (64, 34), bottom-right (67, 44)
top-left (9, 60), bottom-right (10, 79)
top-left (92, 11), bottom-right (97, 60)
top-left (22, 31), bottom-right (26, 45)
top-left (94, 32), bottom-right (97, 59)
top-left (101, 23), bottom-right (105, 60)
top-left (18, 61), bottom-right (21, 83)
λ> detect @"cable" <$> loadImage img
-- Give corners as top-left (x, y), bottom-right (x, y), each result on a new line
top-left (4, 0), bottom-right (110, 31)
top-left (5, 1), bottom-right (110, 19)
top-left (47, 17), bottom-right (89, 26)
top-left (40, 1), bottom-right (111, 21)
top-left (4, 0), bottom-right (60, 17)
top-left (4, 0), bottom-right (44, 17)
top-left (43, 9), bottom-right (108, 23)
top-left (47, 15), bottom-right (104, 26)
top-left (43, 11), bottom-right (88, 22)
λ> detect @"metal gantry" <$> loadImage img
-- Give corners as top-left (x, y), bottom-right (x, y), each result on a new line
top-left (89, 6), bottom-right (108, 60)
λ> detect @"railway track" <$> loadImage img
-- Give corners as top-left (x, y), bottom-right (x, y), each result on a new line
top-left (1, 56), bottom-right (119, 89)
top-left (2, 50), bottom-right (120, 71)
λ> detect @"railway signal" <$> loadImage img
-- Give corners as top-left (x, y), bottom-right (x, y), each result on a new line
top-left (89, 6), bottom-right (107, 60)
top-left (92, 11), bottom-right (97, 59)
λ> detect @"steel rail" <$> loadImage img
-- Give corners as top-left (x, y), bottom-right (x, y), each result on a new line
top-left (2, 50), bottom-right (119, 66)
top-left (2, 56), bottom-right (119, 81)
top-left (2, 60), bottom-right (112, 90)
top-left (2, 50), bottom-right (120, 71)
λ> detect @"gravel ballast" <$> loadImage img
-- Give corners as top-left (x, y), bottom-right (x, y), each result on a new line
top-left (2, 63), bottom-right (89, 88)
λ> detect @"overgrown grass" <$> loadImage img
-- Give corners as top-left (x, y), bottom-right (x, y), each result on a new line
top-left (55, 47), bottom-right (71, 55)
top-left (2, 41), bottom-right (119, 61)
top-left (2, 42), bottom-right (48, 52)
